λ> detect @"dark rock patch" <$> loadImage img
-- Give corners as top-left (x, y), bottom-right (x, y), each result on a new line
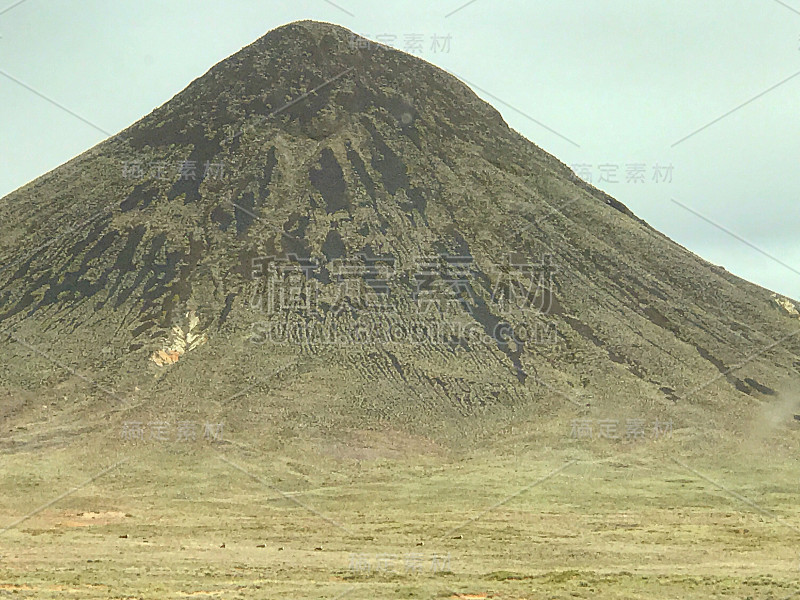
top-left (322, 229), bottom-right (345, 261)
top-left (233, 191), bottom-right (257, 236)
top-left (743, 378), bottom-right (776, 396)
top-left (310, 148), bottom-right (348, 214)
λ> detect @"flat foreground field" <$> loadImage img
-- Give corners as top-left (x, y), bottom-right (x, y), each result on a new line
top-left (1, 427), bottom-right (798, 599)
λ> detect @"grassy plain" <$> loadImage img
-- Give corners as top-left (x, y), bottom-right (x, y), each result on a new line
top-left (1, 409), bottom-right (798, 599)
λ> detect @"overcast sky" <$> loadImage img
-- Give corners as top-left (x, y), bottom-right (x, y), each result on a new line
top-left (1, 0), bottom-right (798, 299)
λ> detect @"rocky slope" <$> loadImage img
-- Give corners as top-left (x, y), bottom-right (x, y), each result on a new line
top-left (1, 20), bottom-right (798, 440)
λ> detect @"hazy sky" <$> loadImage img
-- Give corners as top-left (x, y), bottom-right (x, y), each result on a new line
top-left (1, 0), bottom-right (798, 299)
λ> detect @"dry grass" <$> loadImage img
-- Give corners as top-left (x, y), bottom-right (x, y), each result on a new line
top-left (0, 417), bottom-right (798, 599)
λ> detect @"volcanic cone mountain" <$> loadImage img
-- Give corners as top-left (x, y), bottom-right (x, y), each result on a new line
top-left (2, 20), bottom-right (798, 441)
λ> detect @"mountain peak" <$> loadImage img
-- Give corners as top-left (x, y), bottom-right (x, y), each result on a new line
top-left (109, 17), bottom-right (514, 161)
top-left (0, 21), bottom-right (796, 435)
